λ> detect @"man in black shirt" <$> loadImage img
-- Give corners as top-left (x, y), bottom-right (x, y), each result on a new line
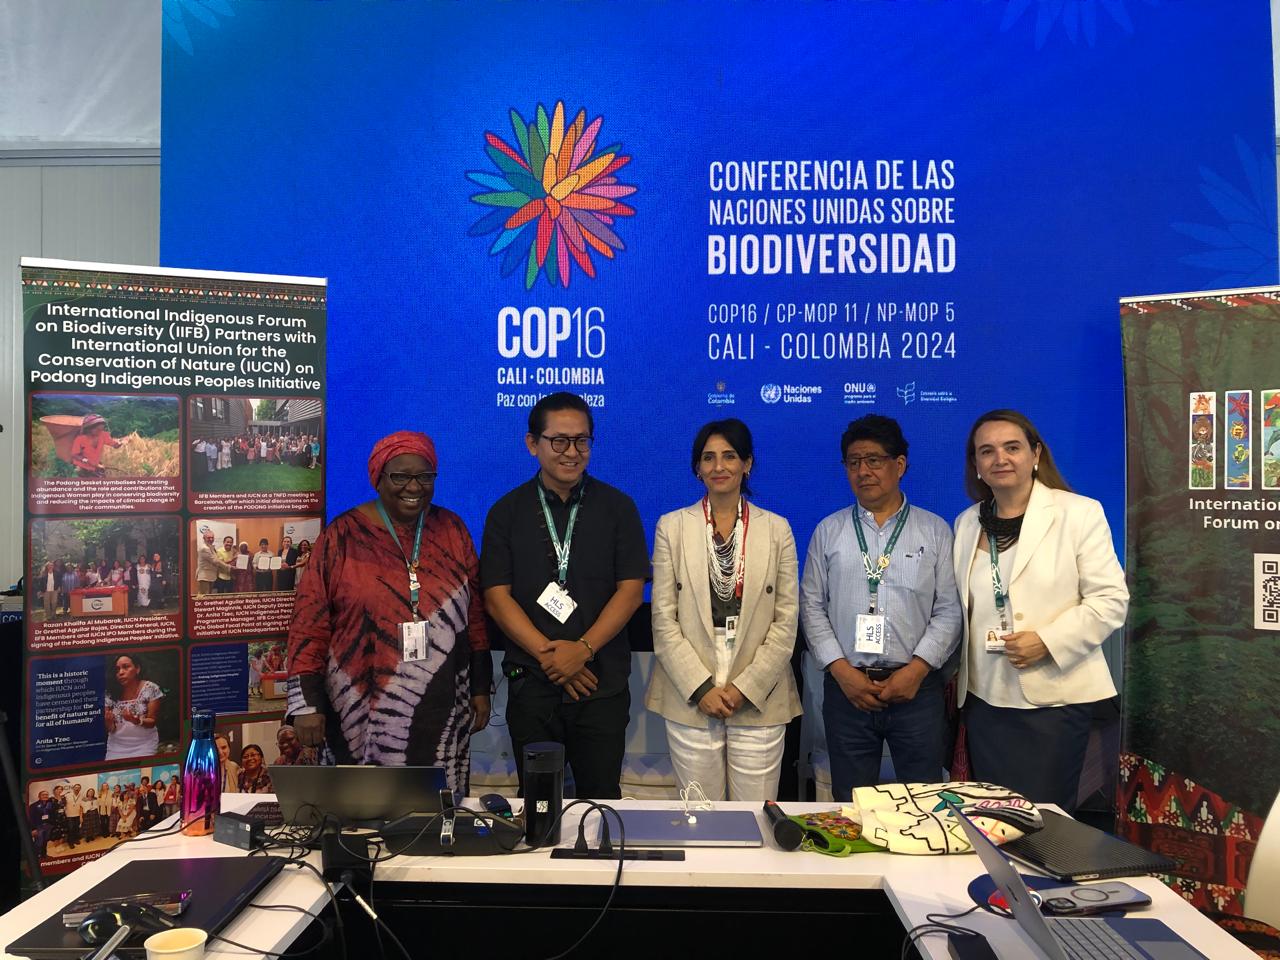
top-left (28, 789), bottom-right (56, 857)
top-left (482, 392), bottom-right (647, 799)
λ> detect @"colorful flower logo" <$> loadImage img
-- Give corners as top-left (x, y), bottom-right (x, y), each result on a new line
top-left (467, 101), bottom-right (636, 290)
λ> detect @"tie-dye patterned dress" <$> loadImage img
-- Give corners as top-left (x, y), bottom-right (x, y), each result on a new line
top-left (286, 504), bottom-right (489, 794)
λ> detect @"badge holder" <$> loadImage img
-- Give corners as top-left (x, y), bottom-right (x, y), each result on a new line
top-left (854, 594), bottom-right (886, 655)
top-left (537, 582), bottom-right (577, 624)
top-left (400, 619), bottom-right (428, 662)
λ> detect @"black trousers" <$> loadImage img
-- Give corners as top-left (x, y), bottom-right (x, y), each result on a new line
top-left (965, 695), bottom-right (1093, 812)
top-left (505, 678), bottom-right (630, 800)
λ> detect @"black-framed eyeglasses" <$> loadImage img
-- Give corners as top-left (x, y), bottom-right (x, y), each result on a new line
top-left (843, 455), bottom-right (892, 471)
top-left (382, 471), bottom-right (437, 488)
top-left (540, 434), bottom-right (593, 454)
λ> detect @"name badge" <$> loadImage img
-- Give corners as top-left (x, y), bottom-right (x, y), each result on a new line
top-left (724, 614), bottom-right (739, 648)
top-left (399, 620), bottom-right (427, 662)
top-left (537, 582), bottom-right (578, 624)
top-left (983, 627), bottom-right (1006, 654)
top-left (854, 613), bottom-right (886, 655)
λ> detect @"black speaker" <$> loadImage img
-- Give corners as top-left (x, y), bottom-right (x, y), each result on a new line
top-left (522, 741), bottom-right (565, 846)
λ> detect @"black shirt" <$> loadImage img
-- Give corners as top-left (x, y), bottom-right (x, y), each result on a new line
top-left (480, 473), bottom-right (649, 699)
top-left (277, 547), bottom-right (299, 591)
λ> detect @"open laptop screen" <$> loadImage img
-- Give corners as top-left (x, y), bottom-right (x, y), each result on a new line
top-left (271, 764), bottom-right (450, 827)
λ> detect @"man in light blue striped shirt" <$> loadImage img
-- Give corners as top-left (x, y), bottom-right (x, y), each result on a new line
top-left (800, 415), bottom-right (961, 800)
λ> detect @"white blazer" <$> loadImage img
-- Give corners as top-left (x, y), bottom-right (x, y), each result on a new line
top-left (953, 480), bottom-right (1128, 707)
top-left (644, 501), bottom-right (802, 728)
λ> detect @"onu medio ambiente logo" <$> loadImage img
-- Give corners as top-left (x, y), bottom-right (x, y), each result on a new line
top-left (467, 101), bottom-right (636, 291)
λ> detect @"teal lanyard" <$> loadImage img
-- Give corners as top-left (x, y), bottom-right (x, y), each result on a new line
top-left (986, 533), bottom-right (1010, 631)
top-left (376, 501), bottom-right (426, 617)
top-left (852, 501), bottom-right (911, 614)
top-left (537, 481), bottom-right (582, 586)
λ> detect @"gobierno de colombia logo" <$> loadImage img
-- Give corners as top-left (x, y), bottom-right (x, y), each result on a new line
top-left (467, 100), bottom-right (636, 290)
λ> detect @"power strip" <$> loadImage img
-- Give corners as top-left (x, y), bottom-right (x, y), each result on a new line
top-left (549, 848), bottom-right (685, 861)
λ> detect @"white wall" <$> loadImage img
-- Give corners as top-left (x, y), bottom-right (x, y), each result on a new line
top-left (0, 159), bottom-right (160, 589)
top-left (0, 0), bottom-right (160, 589)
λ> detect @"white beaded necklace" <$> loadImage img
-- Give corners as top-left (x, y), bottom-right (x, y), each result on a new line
top-left (703, 496), bottom-right (745, 601)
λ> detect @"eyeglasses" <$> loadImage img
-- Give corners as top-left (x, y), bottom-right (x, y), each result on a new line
top-left (540, 434), bottom-right (593, 454)
top-left (382, 471), bottom-right (438, 488)
top-left (843, 455), bottom-right (893, 471)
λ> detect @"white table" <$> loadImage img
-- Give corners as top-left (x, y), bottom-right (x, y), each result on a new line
top-left (0, 797), bottom-right (1254, 960)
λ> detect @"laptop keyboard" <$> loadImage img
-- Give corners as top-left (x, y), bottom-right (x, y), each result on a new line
top-left (1051, 918), bottom-right (1147, 960)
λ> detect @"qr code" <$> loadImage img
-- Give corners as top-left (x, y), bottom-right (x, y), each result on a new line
top-left (1254, 555), bottom-right (1280, 630)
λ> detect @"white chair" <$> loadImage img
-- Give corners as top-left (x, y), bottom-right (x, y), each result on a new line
top-left (1245, 788), bottom-right (1280, 928)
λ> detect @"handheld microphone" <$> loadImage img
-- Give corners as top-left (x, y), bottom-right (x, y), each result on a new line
top-left (762, 800), bottom-right (804, 851)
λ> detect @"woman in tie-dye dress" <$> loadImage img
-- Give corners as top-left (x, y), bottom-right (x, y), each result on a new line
top-left (286, 432), bottom-right (492, 795)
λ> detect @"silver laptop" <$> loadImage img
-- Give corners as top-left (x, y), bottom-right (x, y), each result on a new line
top-left (600, 809), bottom-right (763, 848)
top-left (944, 799), bottom-right (1207, 960)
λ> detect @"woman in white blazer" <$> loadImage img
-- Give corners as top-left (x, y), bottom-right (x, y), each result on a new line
top-left (953, 410), bottom-right (1128, 811)
top-left (645, 418), bottom-right (802, 800)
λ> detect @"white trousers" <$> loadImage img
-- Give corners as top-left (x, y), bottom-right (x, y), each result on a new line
top-left (665, 717), bottom-right (787, 801)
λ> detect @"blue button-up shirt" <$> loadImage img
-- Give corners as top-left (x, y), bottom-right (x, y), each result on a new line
top-left (800, 495), bottom-right (961, 670)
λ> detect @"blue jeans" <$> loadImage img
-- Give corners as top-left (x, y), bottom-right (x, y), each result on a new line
top-left (822, 669), bottom-right (944, 801)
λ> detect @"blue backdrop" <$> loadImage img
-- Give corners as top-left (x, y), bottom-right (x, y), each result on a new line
top-left (161, 0), bottom-right (1278, 553)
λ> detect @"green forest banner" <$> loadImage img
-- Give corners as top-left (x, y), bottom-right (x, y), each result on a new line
top-left (21, 258), bottom-right (326, 875)
top-left (1120, 287), bottom-right (1280, 916)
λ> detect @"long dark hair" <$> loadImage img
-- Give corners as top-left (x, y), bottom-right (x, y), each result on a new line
top-left (691, 418), bottom-right (754, 498)
top-left (964, 409), bottom-right (1071, 502)
top-left (106, 654), bottom-right (147, 699)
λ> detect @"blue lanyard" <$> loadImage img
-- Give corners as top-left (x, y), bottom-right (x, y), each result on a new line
top-left (537, 480), bottom-right (583, 586)
top-left (375, 501), bottom-right (425, 616)
top-left (852, 501), bottom-right (911, 614)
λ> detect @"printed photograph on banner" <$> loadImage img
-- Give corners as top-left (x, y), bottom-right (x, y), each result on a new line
top-left (1224, 391), bottom-right (1252, 489)
top-left (216, 718), bottom-right (320, 794)
top-left (28, 393), bottom-right (181, 514)
top-left (189, 639), bottom-right (288, 716)
top-left (1262, 389), bottom-right (1280, 490)
top-left (186, 395), bottom-right (323, 514)
top-left (28, 516), bottom-right (182, 649)
top-left (1253, 553), bottom-right (1280, 631)
top-left (249, 639), bottom-right (290, 712)
top-left (188, 515), bottom-right (320, 638)
top-left (28, 648), bottom-right (182, 771)
top-left (26, 762), bottom-right (180, 866)
top-left (1188, 392), bottom-right (1215, 489)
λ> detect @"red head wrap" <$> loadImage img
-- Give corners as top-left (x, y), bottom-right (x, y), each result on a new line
top-left (367, 431), bottom-right (438, 488)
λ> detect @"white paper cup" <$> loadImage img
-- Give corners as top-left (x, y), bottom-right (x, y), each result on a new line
top-left (144, 927), bottom-right (208, 960)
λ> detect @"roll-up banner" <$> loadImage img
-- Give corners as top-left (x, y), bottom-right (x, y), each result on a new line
top-left (1121, 287), bottom-right (1280, 915)
top-left (20, 258), bottom-right (326, 874)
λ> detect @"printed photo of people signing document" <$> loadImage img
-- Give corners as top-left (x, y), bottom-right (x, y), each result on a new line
top-left (191, 517), bottom-right (320, 596)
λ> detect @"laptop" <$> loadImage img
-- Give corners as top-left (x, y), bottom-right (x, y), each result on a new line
top-left (1000, 809), bottom-right (1178, 882)
top-left (601, 809), bottom-right (763, 848)
top-left (944, 799), bottom-right (1207, 960)
top-left (7, 856), bottom-right (285, 959)
top-left (268, 764), bottom-right (451, 828)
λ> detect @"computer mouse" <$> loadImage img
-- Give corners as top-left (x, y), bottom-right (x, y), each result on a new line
top-left (78, 902), bottom-right (179, 945)
top-left (479, 793), bottom-right (514, 818)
